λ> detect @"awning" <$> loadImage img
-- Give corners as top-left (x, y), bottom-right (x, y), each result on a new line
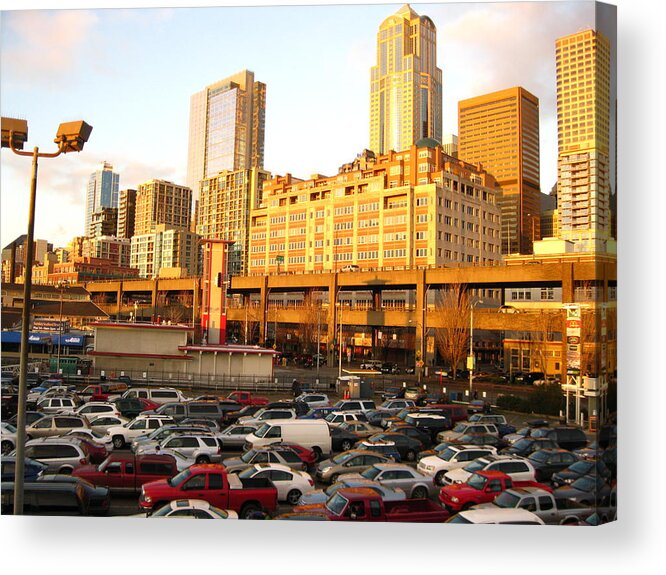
top-left (1, 332), bottom-right (84, 346)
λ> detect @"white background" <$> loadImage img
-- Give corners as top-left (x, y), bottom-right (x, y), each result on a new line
top-left (1, 0), bottom-right (663, 572)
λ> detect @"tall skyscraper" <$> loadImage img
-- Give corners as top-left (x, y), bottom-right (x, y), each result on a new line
top-left (556, 29), bottom-right (612, 250)
top-left (458, 87), bottom-right (541, 254)
top-left (85, 162), bottom-right (119, 237)
top-left (186, 70), bottom-right (266, 199)
top-left (370, 4), bottom-right (442, 155)
top-left (134, 179), bottom-right (192, 236)
top-left (117, 189), bottom-right (137, 239)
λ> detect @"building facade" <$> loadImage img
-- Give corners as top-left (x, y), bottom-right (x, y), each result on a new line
top-left (458, 87), bottom-right (541, 255)
top-left (48, 256), bottom-right (139, 284)
top-left (85, 162), bottom-right (119, 238)
top-left (134, 179), bottom-right (192, 236)
top-left (248, 141), bottom-right (501, 275)
top-left (83, 236), bottom-right (131, 267)
top-left (89, 207), bottom-right (118, 239)
top-left (187, 70), bottom-right (266, 199)
top-left (117, 189), bottom-right (137, 239)
top-left (130, 225), bottom-right (199, 279)
top-left (370, 4), bottom-right (442, 155)
top-left (556, 29), bottom-right (612, 251)
top-left (196, 167), bottom-right (270, 276)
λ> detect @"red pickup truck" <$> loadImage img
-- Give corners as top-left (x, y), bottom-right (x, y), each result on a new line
top-left (72, 453), bottom-right (178, 492)
top-left (139, 463), bottom-right (278, 519)
top-left (226, 391), bottom-right (269, 406)
top-left (438, 470), bottom-right (551, 513)
top-left (295, 487), bottom-right (450, 522)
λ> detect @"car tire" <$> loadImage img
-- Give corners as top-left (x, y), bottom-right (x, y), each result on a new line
top-left (286, 489), bottom-right (302, 505)
top-left (435, 471), bottom-right (446, 486)
top-left (240, 502), bottom-right (261, 519)
top-left (1, 440), bottom-right (13, 455)
top-left (195, 455), bottom-right (210, 464)
top-left (329, 474), bottom-right (339, 484)
top-left (311, 447), bottom-right (322, 462)
top-left (341, 440), bottom-right (352, 451)
top-left (59, 466), bottom-right (73, 475)
top-left (112, 435), bottom-right (125, 449)
top-left (412, 486), bottom-right (428, 499)
top-left (405, 449), bottom-right (416, 462)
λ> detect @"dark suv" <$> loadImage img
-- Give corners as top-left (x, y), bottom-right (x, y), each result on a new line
top-left (532, 427), bottom-right (588, 451)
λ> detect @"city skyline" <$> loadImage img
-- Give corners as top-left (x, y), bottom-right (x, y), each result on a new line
top-left (1, 1), bottom-right (612, 249)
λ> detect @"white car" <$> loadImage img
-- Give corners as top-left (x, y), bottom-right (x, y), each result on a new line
top-left (237, 463), bottom-right (315, 505)
top-left (295, 393), bottom-right (330, 408)
top-left (417, 445), bottom-right (498, 485)
top-left (144, 499), bottom-right (238, 519)
top-left (1, 422), bottom-right (18, 455)
top-left (35, 396), bottom-right (79, 414)
top-left (447, 507), bottom-right (545, 525)
top-left (237, 408), bottom-right (297, 427)
top-left (105, 414), bottom-right (174, 449)
top-left (441, 454), bottom-right (536, 485)
top-left (338, 463), bottom-right (434, 498)
top-left (88, 414), bottom-right (130, 434)
top-left (437, 422), bottom-right (499, 443)
top-left (138, 433), bottom-right (221, 464)
top-left (324, 411), bottom-right (366, 427)
top-left (66, 428), bottom-right (115, 450)
top-left (69, 402), bottom-right (121, 419)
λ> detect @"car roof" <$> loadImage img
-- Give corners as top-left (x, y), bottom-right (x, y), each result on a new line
top-left (252, 463), bottom-right (292, 472)
top-left (458, 508), bottom-right (544, 523)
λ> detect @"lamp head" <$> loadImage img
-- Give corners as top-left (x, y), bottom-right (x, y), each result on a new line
top-left (55, 120), bottom-right (92, 153)
top-left (1, 117), bottom-right (28, 150)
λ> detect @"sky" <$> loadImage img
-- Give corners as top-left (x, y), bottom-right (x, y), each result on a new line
top-left (0, 0), bottom-right (607, 249)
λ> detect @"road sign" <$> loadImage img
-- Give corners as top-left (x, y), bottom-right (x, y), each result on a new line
top-left (567, 335), bottom-right (581, 345)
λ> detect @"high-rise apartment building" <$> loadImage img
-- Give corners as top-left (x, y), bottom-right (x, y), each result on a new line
top-left (248, 141), bottom-right (502, 275)
top-left (89, 207), bottom-right (118, 239)
top-left (117, 189), bottom-right (137, 239)
top-left (134, 179), bottom-right (192, 236)
top-left (197, 167), bottom-right (270, 276)
top-left (458, 87), bottom-right (541, 254)
top-left (85, 162), bottom-right (119, 237)
top-left (556, 29), bottom-right (612, 250)
top-left (83, 236), bottom-right (131, 268)
top-left (130, 225), bottom-right (199, 278)
top-left (370, 4), bottom-right (442, 155)
top-left (187, 70), bottom-right (266, 199)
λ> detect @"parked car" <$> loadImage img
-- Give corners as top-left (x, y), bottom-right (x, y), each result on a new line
top-left (441, 454), bottom-right (537, 486)
top-left (223, 404), bottom-right (265, 425)
top-left (325, 411), bottom-right (368, 426)
top-left (340, 463), bottom-right (438, 499)
top-left (381, 387), bottom-right (406, 400)
top-left (146, 499), bottom-right (238, 519)
top-left (19, 437), bottom-right (91, 474)
top-left (1, 421), bottom-right (18, 455)
top-left (363, 432), bottom-right (425, 462)
top-left (222, 446), bottom-right (306, 474)
top-left (121, 387), bottom-right (187, 405)
top-left (1, 457), bottom-right (48, 481)
top-left (399, 414), bottom-right (452, 441)
top-left (140, 433), bottom-right (222, 464)
top-left (551, 459), bottom-right (612, 487)
top-left (531, 426), bottom-right (589, 451)
top-left (377, 399), bottom-right (416, 414)
top-left (69, 402), bottom-right (121, 419)
top-left (104, 414), bottom-right (175, 449)
top-left (380, 363), bottom-right (400, 375)
top-left (355, 440), bottom-right (402, 462)
top-left (217, 424), bottom-right (259, 450)
top-left (552, 474), bottom-right (612, 507)
top-left (299, 406), bottom-right (338, 420)
top-left (332, 399), bottom-right (376, 413)
top-left (447, 507), bottom-right (544, 525)
top-left (7, 411), bottom-right (46, 427)
top-left (501, 437), bottom-right (560, 457)
top-left (295, 393), bottom-right (330, 408)
top-left (87, 415), bottom-right (130, 434)
top-left (467, 414), bottom-right (516, 437)
top-left (237, 463), bottom-right (315, 504)
top-left (315, 450), bottom-right (393, 484)
top-left (403, 387), bottom-right (427, 404)
top-left (388, 424), bottom-right (433, 449)
top-left (36, 396), bottom-right (79, 415)
top-left (527, 448), bottom-right (581, 482)
top-left (131, 423), bottom-right (211, 453)
top-left (450, 432), bottom-right (510, 451)
top-left (26, 414), bottom-right (90, 439)
top-left (237, 408), bottom-right (297, 427)
top-left (418, 445), bottom-right (498, 485)
top-left (437, 422), bottom-right (499, 443)
top-left (329, 426), bottom-right (364, 453)
top-left (337, 421), bottom-right (382, 439)
top-left (299, 478), bottom-right (406, 506)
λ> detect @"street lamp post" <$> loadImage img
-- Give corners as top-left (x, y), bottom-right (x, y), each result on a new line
top-left (56, 280), bottom-right (69, 374)
top-left (1, 117), bottom-right (92, 515)
top-left (468, 299), bottom-right (484, 401)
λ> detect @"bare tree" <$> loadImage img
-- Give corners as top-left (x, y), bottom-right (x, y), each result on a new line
top-left (157, 303), bottom-right (186, 324)
top-left (298, 291), bottom-right (324, 355)
top-left (528, 310), bottom-right (562, 376)
top-left (433, 284), bottom-right (471, 382)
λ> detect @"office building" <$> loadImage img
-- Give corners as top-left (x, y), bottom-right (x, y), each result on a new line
top-left (134, 179), bottom-right (192, 236)
top-left (556, 29), bottom-right (612, 250)
top-left (187, 70), bottom-right (266, 198)
top-left (83, 236), bottom-right (131, 268)
top-left (370, 4), bottom-right (442, 155)
top-left (117, 189), bottom-right (137, 239)
top-left (197, 167), bottom-right (270, 276)
top-left (85, 162), bottom-right (119, 237)
top-left (89, 207), bottom-right (118, 239)
top-left (248, 140), bottom-right (501, 275)
top-left (458, 87), bottom-right (541, 254)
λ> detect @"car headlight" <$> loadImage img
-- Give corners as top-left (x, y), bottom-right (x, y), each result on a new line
top-left (320, 466), bottom-right (331, 473)
top-left (450, 496), bottom-right (459, 503)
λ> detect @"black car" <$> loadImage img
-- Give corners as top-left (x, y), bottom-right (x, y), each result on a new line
top-left (381, 387), bottom-right (406, 401)
top-left (551, 459), bottom-right (612, 487)
top-left (363, 432), bottom-right (424, 461)
top-left (553, 474), bottom-right (612, 507)
top-left (389, 424), bottom-right (433, 449)
top-left (268, 400), bottom-right (309, 417)
top-left (531, 427), bottom-right (588, 451)
top-left (7, 410), bottom-right (46, 427)
top-left (112, 397), bottom-right (145, 419)
top-left (501, 437), bottom-right (559, 457)
top-left (37, 474), bottom-right (111, 514)
top-left (1, 478), bottom-right (110, 515)
top-left (453, 432), bottom-right (510, 451)
top-left (330, 426), bottom-right (362, 452)
top-left (527, 448), bottom-right (580, 482)
top-left (224, 404), bottom-right (265, 425)
top-left (402, 414), bottom-right (452, 440)
top-left (380, 363), bottom-right (400, 374)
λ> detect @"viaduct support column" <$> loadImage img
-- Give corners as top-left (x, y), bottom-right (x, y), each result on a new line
top-left (259, 276), bottom-right (269, 346)
top-left (327, 275), bottom-right (338, 367)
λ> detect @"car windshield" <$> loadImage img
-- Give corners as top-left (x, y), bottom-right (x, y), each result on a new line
top-left (513, 439), bottom-right (531, 450)
top-left (572, 476), bottom-right (595, 492)
top-left (238, 467), bottom-right (257, 479)
top-left (254, 424), bottom-right (272, 438)
top-left (437, 447), bottom-right (457, 461)
top-left (569, 461), bottom-right (593, 474)
top-left (241, 450), bottom-right (258, 463)
top-left (463, 460), bottom-right (487, 473)
top-left (453, 423), bottom-right (467, 433)
top-left (468, 414), bottom-right (482, 423)
top-left (361, 467), bottom-right (381, 480)
top-left (493, 491), bottom-right (521, 508)
top-left (467, 473), bottom-right (487, 491)
top-left (331, 452), bottom-right (353, 464)
top-left (325, 493), bottom-right (348, 516)
top-left (529, 450), bottom-right (550, 462)
top-left (168, 468), bottom-right (192, 486)
top-left (531, 428), bottom-right (550, 438)
top-left (324, 414), bottom-right (337, 423)
top-left (3, 422), bottom-right (17, 433)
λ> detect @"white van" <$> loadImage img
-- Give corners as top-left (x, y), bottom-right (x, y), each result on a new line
top-left (120, 387), bottom-right (186, 405)
top-left (244, 419), bottom-right (332, 459)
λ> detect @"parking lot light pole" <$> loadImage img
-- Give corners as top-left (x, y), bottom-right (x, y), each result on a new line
top-left (469, 299), bottom-right (483, 401)
top-left (2, 117), bottom-right (92, 515)
top-left (56, 280), bottom-right (69, 374)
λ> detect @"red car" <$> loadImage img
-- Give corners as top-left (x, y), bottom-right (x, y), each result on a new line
top-left (71, 437), bottom-right (108, 465)
top-left (137, 398), bottom-right (161, 412)
top-left (277, 443), bottom-right (317, 466)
